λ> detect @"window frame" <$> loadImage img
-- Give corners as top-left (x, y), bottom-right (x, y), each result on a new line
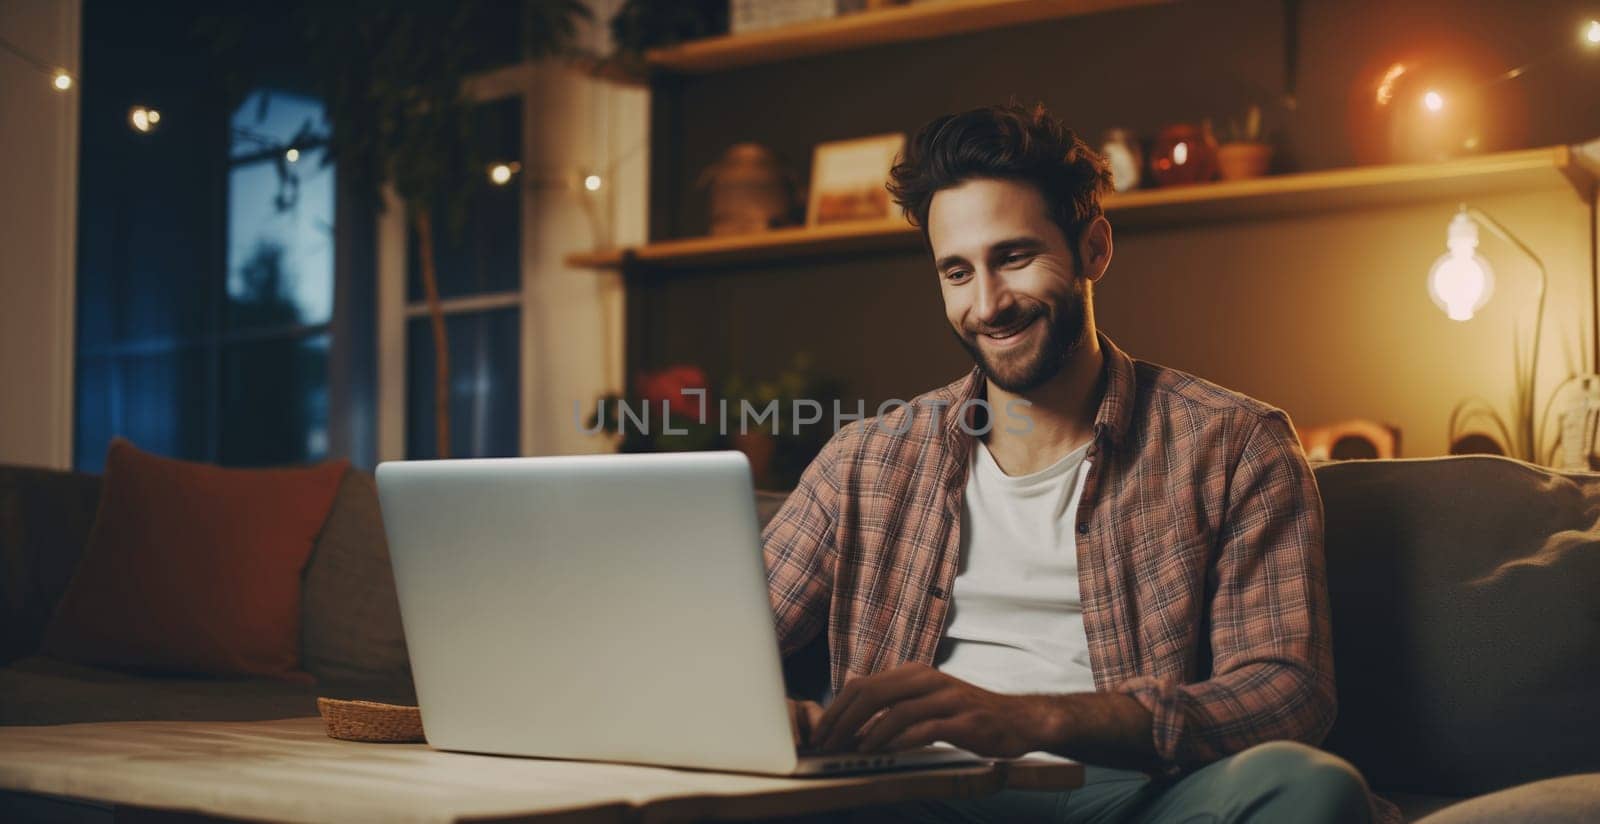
top-left (376, 65), bottom-right (536, 462)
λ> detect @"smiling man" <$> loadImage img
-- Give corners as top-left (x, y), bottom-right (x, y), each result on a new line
top-left (762, 103), bottom-right (1390, 823)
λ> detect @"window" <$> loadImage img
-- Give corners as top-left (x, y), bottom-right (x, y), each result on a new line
top-left (75, 87), bottom-right (342, 471)
top-left (400, 96), bottom-right (524, 459)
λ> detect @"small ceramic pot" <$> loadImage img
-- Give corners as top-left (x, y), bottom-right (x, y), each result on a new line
top-left (697, 143), bottom-right (798, 235)
top-left (732, 430), bottom-right (776, 489)
top-left (1216, 142), bottom-right (1274, 180)
top-left (1101, 128), bottom-right (1143, 193)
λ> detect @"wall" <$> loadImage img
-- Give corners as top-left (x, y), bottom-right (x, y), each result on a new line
top-left (636, 0), bottom-right (1600, 459)
top-left (522, 60), bottom-right (648, 456)
top-left (0, 0), bottom-right (79, 470)
top-left (517, 0), bottom-right (649, 456)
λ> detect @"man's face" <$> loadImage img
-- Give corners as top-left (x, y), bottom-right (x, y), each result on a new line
top-left (928, 178), bottom-right (1090, 394)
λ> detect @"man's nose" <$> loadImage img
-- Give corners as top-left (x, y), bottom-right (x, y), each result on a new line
top-left (972, 269), bottom-right (1015, 325)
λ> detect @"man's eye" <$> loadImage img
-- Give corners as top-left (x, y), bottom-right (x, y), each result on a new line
top-left (945, 270), bottom-right (971, 282)
top-left (1003, 254), bottom-right (1031, 266)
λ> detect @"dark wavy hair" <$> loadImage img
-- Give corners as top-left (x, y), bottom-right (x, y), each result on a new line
top-left (887, 102), bottom-right (1112, 258)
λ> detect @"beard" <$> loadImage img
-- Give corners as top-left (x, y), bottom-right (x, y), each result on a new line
top-left (954, 285), bottom-right (1089, 394)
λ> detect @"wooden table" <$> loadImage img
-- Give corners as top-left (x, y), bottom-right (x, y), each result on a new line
top-left (0, 717), bottom-right (1084, 823)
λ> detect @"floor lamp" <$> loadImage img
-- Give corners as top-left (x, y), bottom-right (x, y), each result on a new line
top-left (1430, 199), bottom-right (1600, 468)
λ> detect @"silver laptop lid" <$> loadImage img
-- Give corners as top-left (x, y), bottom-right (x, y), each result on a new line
top-left (376, 451), bottom-right (798, 773)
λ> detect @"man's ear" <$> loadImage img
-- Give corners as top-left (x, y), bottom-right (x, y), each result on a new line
top-left (1079, 215), bottom-right (1113, 284)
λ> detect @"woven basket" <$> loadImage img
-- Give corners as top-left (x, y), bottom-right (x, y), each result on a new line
top-left (317, 697), bottom-right (426, 743)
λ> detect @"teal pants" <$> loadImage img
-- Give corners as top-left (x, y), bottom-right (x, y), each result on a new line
top-left (849, 741), bottom-right (1374, 824)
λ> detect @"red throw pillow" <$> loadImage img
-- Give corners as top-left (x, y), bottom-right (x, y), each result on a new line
top-left (43, 439), bottom-right (349, 681)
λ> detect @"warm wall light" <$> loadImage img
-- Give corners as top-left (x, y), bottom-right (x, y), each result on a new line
top-left (1584, 19), bottom-right (1600, 46)
top-left (1428, 209), bottom-right (1495, 321)
top-left (584, 174), bottom-right (603, 191)
top-left (129, 106), bottom-right (160, 133)
top-left (52, 70), bottom-right (72, 91)
top-left (1422, 90), bottom-right (1445, 112)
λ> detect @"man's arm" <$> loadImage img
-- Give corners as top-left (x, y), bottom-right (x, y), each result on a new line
top-left (762, 429), bottom-right (846, 659)
top-left (1114, 410), bottom-right (1335, 767)
top-left (812, 411), bottom-right (1332, 770)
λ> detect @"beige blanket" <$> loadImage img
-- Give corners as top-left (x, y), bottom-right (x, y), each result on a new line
top-left (0, 717), bottom-right (1078, 823)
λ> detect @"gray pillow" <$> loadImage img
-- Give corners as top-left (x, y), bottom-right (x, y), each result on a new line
top-left (299, 469), bottom-right (412, 687)
top-left (1318, 456), bottom-right (1600, 796)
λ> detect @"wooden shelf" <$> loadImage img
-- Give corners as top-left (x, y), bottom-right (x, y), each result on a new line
top-left (568, 144), bottom-right (1600, 271)
top-left (647, 0), bottom-right (1170, 74)
top-left (565, 218), bottom-right (917, 270)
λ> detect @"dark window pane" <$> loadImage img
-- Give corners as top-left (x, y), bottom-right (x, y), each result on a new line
top-left (218, 333), bottom-right (330, 467)
top-left (74, 348), bottom-right (212, 473)
top-left (406, 308), bottom-right (520, 459)
top-left (227, 90), bottom-right (335, 331)
top-left (405, 97), bottom-right (521, 302)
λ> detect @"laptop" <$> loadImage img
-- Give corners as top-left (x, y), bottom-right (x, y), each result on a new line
top-left (375, 450), bottom-right (982, 776)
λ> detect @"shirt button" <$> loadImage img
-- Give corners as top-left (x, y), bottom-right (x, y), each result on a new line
top-left (1077, 522), bottom-right (1089, 535)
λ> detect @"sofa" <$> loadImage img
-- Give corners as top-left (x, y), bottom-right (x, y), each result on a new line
top-left (1, 455), bottom-right (1598, 822)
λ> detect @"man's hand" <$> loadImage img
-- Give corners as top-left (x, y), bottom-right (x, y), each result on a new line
top-left (787, 698), bottom-right (826, 748)
top-left (811, 662), bottom-right (1063, 758)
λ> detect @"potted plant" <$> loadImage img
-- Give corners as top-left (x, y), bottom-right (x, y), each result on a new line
top-left (589, 365), bottom-right (719, 454)
top-left (724, 354), bottom-right (842, 490)
top-left (1217, 104), bottom-right (1273, 181)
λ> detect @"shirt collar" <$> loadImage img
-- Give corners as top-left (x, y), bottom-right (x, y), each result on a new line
top-left (940, 330), bottom-right (1136, 453)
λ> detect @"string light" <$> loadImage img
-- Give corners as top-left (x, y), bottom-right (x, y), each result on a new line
top-left (488, 162), bottom-right (520, 186)
top-left (0, 35), bottom-right (75, 92)
top-left (285, 148), bottom-right (300, 163)
top-left (584, 174), bottom-right (602, 191)
top-left (129, 106), bottom-right (160, 133)
top-left (1392, 19), bottom-right (1600, 114)
top-left (1374, 63), bottom-right (1406, 105)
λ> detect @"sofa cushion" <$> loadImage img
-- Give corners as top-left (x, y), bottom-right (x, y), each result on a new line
top-left (1416, 773), bottom-right (1600, 823)
top-left (301, 469), bottom-right (412, 686)
top-left (1317, 456), bottom-right (1600, 797)
top-left (43, 440), bottom-right (348, 682)
top-left (0, 466), bottom-right (100, 664)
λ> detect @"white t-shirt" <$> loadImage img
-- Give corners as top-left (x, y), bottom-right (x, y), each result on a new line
top-left (933, 438), bottom-right (1097, 696)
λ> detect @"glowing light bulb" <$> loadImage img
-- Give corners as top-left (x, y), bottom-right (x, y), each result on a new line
top-left (488, 162), bottom-right (519, 186)
top-left (1423, 90), bottom-right (1444, 112)
top-left (584, 174), bottom-right (602, 191)
top-left (1374, 62), bottom-right (1407, 106)
top-left (285, 148), bottom-right (300, 163)
top-left (52, 71), bottom-right (72, 91)
top-left (129, 106), bottom-right (160, 133)
top-left (1428, 210), bottom-right (1495, 321)
top-left (1172, 141), bottom-right (1189, 166)
top-left (1585, 19), bottom-right (1600, 45)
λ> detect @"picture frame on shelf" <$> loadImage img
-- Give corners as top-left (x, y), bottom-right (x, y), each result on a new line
top-left (806, 132), bottom-right (906, 227)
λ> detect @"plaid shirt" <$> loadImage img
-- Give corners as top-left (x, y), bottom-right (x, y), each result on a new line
top-left (762, 331), bottom-right (1337, 769)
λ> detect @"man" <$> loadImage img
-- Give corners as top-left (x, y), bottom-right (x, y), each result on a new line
top-left (762, 103), bottom-right (1392, 823)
